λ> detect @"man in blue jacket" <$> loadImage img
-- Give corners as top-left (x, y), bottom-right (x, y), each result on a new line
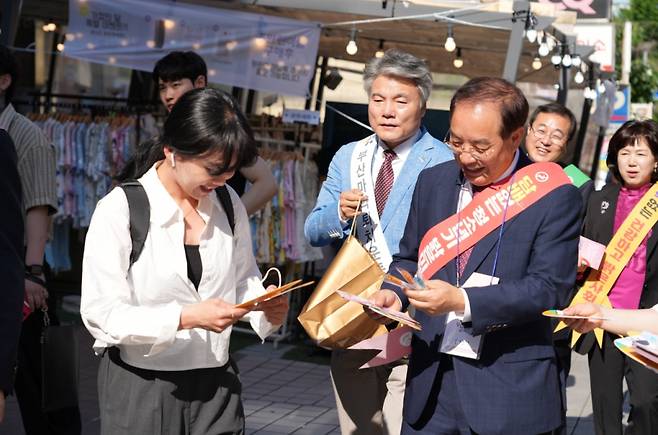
top-left (370, 77), bottom-right (582, 435)
top-left (305, 49), bottom-right (452, 434)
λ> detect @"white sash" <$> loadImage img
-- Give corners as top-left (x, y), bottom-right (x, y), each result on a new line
top-left (350, 135), bottom-right (393, 271)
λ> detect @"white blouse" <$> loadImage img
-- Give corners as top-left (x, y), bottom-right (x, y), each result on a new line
top-left (81, 164), bottom-right (277, 371)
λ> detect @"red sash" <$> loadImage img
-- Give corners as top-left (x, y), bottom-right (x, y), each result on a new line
top-left (417, 162), bottom-right (570, 280)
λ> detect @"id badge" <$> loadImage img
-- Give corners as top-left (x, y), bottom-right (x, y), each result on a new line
top-left (440, 272), bottom-right (499, 360)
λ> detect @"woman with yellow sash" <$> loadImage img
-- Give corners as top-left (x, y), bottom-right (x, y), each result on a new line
top-left (576, 119), bottom-right (658, 435)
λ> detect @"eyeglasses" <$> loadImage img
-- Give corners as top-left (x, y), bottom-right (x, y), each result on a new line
top-left (529, 125), bottom-right (566, 146)
top-left (443, 131), bottom-right (495, 161)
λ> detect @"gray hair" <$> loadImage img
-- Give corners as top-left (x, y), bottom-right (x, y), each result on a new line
top-left (363, 48), bottom-right (432, 107)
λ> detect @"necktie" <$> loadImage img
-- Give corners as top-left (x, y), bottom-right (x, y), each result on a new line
top-left (456, 175), bottom-right (513, 280)
top-left (374, 148), bottom-right (397, 216)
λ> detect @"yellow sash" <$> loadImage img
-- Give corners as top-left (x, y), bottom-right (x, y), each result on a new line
top-left (557, 183), bottom-right (658, 347)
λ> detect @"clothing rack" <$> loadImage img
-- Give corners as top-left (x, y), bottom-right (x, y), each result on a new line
top-left (14, 92), bottom-right (160, 144)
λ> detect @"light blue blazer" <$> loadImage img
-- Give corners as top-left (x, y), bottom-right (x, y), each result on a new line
top-left (304, 127), bottom-right (453, 257)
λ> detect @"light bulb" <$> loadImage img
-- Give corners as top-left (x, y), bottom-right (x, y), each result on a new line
top-left (526, 28), bottom-right (537, 44)
top-left (538, 42), bottom-right (550, 57)
top-left (532, 56), bottom-right (542, 70)
top-left (163, 19), bottom-right (175, 30)
top-left (298, 35), bottom-right (309, 46)
top-left (252, 36), bottom-right (267, 51)
top-left (547, 37), bottom-right (556, 51)
top-left (46, 23), bottom-right (57, 32)
top-left (551, 54), bottom-right (562, 66)
top-left (574, 71), bottom-right (584, 84)
top-left (572, 55), bottom-right (581, 67)
top-left (346, 40), bottom-right (358, 55)
top-left (453, 48), bottom-right (463, 68)
top-left (562, 54), bottom-right (572, 67)
top-left (584, 87), bottom-right (592, 99)
top-left (56, 43), bottom-right (64, 52)
top-left (598, 83), bottom-right (606, 94)
top-left (554, 83), bottom-right (560, 90)
top-left (346, 28), bottom-right (358, 55)
top-left (375, 40), bottom-right (385, 58)
top-left (444, 36), bottom-right (456, 52)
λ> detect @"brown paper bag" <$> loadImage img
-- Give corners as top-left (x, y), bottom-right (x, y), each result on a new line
top-left (298, 213), bottom-right (388, 348)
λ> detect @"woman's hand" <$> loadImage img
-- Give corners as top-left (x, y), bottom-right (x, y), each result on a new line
top-left (252, 286), bottom-right (290, 325)
top-left (562, 303), bottom-right (605, 334)
top-left (180, 299), bottom-right (249, 333)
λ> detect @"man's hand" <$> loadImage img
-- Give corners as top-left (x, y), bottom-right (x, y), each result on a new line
top-left (365, 290), bottom-right (401, 324)
top-left (0, 389), bottom-right (5, 423)
top-left (25, 277), bottom-right (48, 311)
top-left (252, 286), bottom-right (290, 325)
top-left (180, 299), bottom-right (250, 333)
top-left (339, 189), bottom-right (367, 220)
top-left (404, 279), bottom-right (464, 316)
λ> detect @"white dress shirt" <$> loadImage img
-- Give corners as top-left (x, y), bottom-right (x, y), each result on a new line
top-left (457, 150), bottom-right (520, 321)
top-left (81, 164), bottom-right (277, 371)
top-left (338, 129), bottom-right (420, 222)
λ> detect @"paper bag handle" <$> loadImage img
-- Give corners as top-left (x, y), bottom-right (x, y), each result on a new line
top-left (349, 198), bottom-right (362, 238)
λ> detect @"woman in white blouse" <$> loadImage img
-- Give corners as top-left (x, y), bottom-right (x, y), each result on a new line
top-left (81, 88), bottom-right (288, 434)
top-left (562, 303), bottom-right (658, 335)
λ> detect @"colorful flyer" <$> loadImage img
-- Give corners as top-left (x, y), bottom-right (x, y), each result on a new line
top-left (336, 290), bottom-right (421, 330)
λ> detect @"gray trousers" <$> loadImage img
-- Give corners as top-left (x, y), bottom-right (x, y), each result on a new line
top-left (98, 348), bottom-right (245, 435)
top-left (331, 348), bottom-right (407, 435)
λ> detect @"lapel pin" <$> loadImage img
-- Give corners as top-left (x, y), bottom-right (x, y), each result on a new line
top-left (601, 201), bottom-right (609, 214)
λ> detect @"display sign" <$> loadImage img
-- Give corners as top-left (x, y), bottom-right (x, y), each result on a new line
top-left (574, 23), bottom-right (615, 72)
top-left (537, 0), bottom-right (611, 20)
top-left (611, 86), bottom-right (630, 122)
top-left (65, 0), bottom-right (321, 96)
top-left (282, 109), bottom-right (321, 125)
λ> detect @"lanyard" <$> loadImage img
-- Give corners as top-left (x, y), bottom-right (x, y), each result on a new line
top-left (455, 174), bottom-right (515, 288)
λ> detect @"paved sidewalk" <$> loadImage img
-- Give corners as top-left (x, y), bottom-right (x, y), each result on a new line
top-left (3, 326), bottom-right (603, 434)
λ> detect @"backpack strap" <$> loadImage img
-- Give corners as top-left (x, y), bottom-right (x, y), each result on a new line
top-left (215, 186), bottom-right (235, 235)
top-left (119, 181), bottom-right (150, 267)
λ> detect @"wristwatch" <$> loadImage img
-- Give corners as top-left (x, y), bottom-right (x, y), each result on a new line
top-left (25, 264), bottom-right (44, 276)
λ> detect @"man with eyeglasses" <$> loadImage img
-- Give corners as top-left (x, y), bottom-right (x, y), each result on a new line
top-left (369, 77), bottom-right (582, 435)
top-left (524, 103), bottom-right (592, 435)
top-left (524, 103), bottom-right (576, 164)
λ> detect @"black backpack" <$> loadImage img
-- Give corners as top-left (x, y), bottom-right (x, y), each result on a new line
top-left (119, 181), bottom-right (235, 267)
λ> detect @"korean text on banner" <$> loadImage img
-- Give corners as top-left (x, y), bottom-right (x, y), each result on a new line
top-left (417, 162), bottom-right (571, 281)
top-left (66, 0), bottom-right (320, 96)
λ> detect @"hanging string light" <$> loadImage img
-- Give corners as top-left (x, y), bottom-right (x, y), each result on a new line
top-left (453, 47), bottom-right (463, 68)
top-left (574, 71), bottom-right (584, 84)
top-left (538, 35), bottom-right (550, 57)
top-left (444, 23), bottom-right (456, 52)
top-left (346, 27), bottom-right (358, 55)
top-left (375, 40), bottom-right (385, 58)
top-left (532, 56), bottom-right (542, 70)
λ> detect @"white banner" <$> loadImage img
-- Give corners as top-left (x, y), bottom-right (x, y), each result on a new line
top-left (65, 0), bottom-right (321, 96)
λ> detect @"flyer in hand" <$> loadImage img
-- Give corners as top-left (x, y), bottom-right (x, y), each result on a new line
top-left (614, 332), bottom-right (658, 373)
top-left (236, 279), bottom-right (314, 309)
top-left (336, 290), bottom-right (421, 330)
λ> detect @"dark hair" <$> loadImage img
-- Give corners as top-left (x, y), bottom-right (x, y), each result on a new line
top-left (449, 77), bottom-right (528, 139)
top-left (528, 103), bottom-right (577, 142)
top-left (152, 51), bottom-right (207, 84)
top-left (0, 45), bottom-right (18, 103)
top-left (117, 88), bottom-right (257, 181)
top-left (607, 119), bottom-right (658, 184)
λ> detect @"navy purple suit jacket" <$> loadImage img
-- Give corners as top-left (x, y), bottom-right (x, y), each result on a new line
top-left (386, 153), bottom-right (582, 435)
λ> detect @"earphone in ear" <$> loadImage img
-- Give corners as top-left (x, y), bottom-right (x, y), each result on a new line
top-left (170, 152), bottom-right (176, 168)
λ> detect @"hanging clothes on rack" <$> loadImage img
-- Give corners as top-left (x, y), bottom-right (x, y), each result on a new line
top-left (30, 112), bottom-right (153, 272)
top-left (249, 147), bottom-right (323, 265)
